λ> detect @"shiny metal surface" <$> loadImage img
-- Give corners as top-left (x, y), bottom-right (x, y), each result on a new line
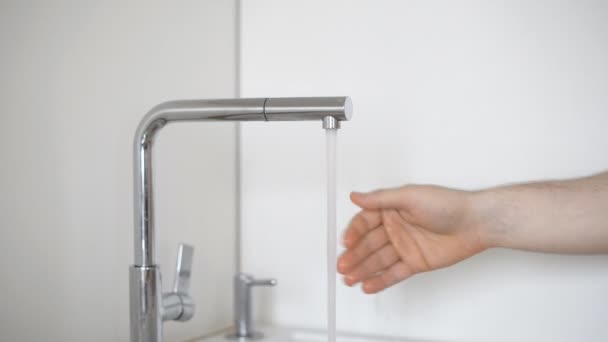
top-left (131, 97), bottom-right (352, 342)
top-left (227, 273), bottom-right (277, 340)
top-left (161, 293), bottom-right (182, 322)
top-left (173, 244), bottom-right (194, 294)
top-left (322, 116), bottom-right (340, 129)
top-left (130, 266), bottom-right (162, 342)
top-left (264, 97), bottom-right (352, 121)
top-left (133, 97), bottom-right (351, 267)
top-left (162, 244), bottom-right (195, 322)
top-left (133, 98), bottom-right (266, 267)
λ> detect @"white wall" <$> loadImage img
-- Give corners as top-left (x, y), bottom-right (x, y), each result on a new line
top-left (0, 1), bottom-right (237, 341)
top-left (240, 1), bottom-right (608, 341)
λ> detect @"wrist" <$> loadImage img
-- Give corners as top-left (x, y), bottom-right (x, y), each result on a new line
top-left (467, 189), bottom-right (499, 250)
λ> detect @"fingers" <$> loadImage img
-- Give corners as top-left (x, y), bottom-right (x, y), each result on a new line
top-left (343, 244), bottom-right (399, 286)
top-left (340, 189), bottom-right (416, 294)
top-left (338, 227), bottom-right (389, 274)
top-left (351, 187), bottom-right (406, 210)
top-left (361, 261), bottom-right (413, 294)
top-left (342, 210), bottom-right (382, 248)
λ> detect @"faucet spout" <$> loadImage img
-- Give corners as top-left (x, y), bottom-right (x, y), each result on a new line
top-left (130, 96), bottom-right (352, 342)
top-left (133, 97), bottom-right (351, 267)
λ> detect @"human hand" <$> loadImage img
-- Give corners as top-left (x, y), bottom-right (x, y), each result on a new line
top-left (337, 185), bottom-right (486, 294)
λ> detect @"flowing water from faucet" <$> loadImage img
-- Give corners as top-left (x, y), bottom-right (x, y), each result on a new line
top-left (326, 129), bottom-right (337, 342)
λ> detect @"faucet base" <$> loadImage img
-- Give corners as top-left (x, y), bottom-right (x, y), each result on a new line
top-left (130, 265), bottom-right (163, 342)
top-left (225, 332), bottom-right (265, 340)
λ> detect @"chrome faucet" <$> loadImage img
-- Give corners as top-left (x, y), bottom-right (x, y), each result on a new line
top-left (227, 273), bottom-right (277, 340)
top-left (130, 97), bottom-right (352, 342)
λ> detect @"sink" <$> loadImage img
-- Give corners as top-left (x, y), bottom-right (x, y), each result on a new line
top-left (195, 326), bottom-right (432, 342)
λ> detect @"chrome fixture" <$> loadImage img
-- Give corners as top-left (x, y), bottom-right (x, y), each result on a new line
top-left (161, 244), bottom-right (194, 322)
top-left (322, 115), bottom-right (340, 130)
top-left (130, 97), bottom-right (352, 342)
top-left (227, 273), bottom-right (277, 340)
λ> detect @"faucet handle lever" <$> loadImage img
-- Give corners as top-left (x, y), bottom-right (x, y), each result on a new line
top-left (236, 273), bottom-right (277, 288)
top-left (250, 278), bottom-right (277, 287)
top-left (163, 243), bottom-right (195, 322)
top-left (173, 243), bottom-right (194, 294)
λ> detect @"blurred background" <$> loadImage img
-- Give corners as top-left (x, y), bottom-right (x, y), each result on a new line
top-left (1, 1), bottom-right (608, 341)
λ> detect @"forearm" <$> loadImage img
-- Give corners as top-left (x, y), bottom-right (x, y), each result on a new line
top-left (472, 172), bottom-right (608, 254)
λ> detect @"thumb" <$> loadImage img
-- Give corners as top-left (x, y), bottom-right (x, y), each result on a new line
top-left (350, 187), bottom-right (405, 209)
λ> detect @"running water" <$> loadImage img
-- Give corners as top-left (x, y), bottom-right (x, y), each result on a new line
top-left (326, 129), bottom-right (337, 342)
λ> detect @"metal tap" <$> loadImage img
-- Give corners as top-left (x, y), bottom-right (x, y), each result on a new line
top-left (130, 97), bottom-right (353, 342)
top-left (227, 273), bottom-right (277, 340)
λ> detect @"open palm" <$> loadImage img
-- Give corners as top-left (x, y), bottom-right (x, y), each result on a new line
top-left (337, 185), bottom-right (485, 294)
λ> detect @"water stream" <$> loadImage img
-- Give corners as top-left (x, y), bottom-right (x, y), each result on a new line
top-left (326, 129), bottom-right (337, 342)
